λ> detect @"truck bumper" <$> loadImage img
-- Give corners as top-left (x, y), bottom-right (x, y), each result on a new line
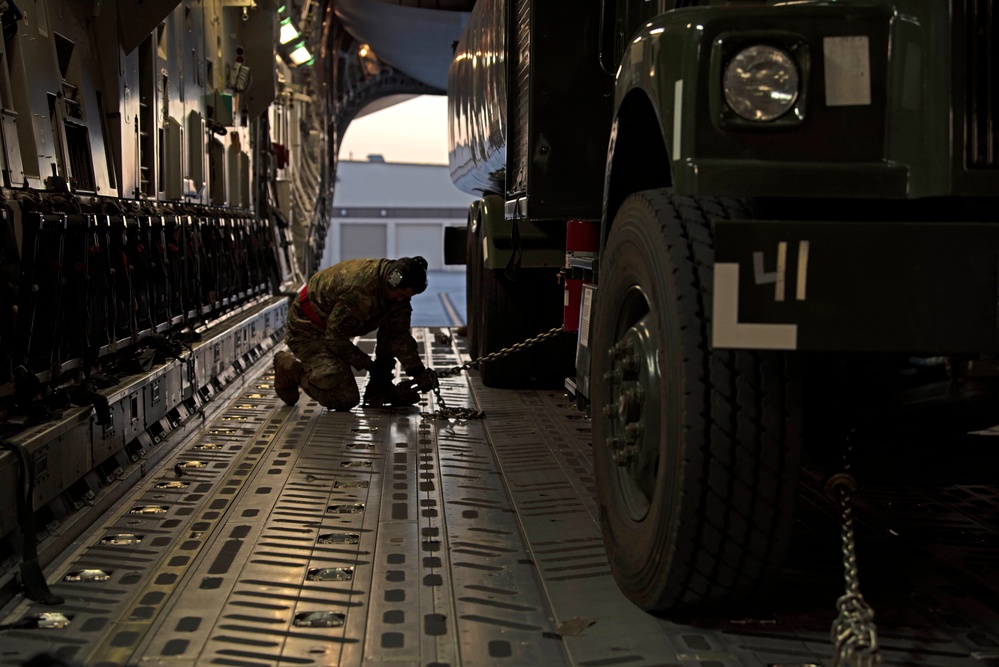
top-left (712, 220), bottom-right (999, 353)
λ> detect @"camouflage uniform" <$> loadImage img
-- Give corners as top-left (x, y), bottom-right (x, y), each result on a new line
top-left (282, 258), bottom-right (425, 410)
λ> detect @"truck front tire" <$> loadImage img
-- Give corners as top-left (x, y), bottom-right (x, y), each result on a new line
top-left (592, 188), bottom-right (802, 611)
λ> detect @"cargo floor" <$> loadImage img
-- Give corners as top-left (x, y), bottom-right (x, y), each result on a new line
top-left (2, 329), bottom-right (999, 666)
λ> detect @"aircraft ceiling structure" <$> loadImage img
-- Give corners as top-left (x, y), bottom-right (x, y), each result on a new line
top-left (332, 0), bottom-right (473, 91)
top-left (275, 0), bottom-right (475, 275)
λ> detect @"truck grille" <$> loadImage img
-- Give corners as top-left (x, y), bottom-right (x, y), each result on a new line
top-left (964, 0), bottom-right (998, 169)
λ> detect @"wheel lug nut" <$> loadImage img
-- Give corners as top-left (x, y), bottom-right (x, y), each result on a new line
top-left (625, 422), bottom-right (643, 442)
top-left (617, 387), bottom-right (644, 422)
top-left (614, 446), bottom-right (636, 466)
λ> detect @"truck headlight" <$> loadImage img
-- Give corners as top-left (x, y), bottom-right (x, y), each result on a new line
top-left (723, 45), bottom-right (799, 122)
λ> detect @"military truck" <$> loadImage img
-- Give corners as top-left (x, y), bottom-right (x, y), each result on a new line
top-left (447, 0), bottom-right (999, 612)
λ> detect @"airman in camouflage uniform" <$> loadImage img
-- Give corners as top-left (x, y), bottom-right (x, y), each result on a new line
top-left (273, 257), bottom-right (437, 410)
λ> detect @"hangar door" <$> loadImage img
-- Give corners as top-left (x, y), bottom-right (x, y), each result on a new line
top-left (340, 223), bottom-right (387, 262)
top-left (396, 224), bottom-right (442, 269)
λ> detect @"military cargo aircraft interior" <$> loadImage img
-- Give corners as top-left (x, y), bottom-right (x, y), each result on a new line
top-left (2, 1), bottom-right (999, 666)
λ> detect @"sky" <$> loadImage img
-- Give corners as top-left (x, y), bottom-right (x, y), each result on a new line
top-left (338, 95), bottom-right (449, 165)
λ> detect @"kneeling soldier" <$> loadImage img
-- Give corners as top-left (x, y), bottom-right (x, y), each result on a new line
top-left (274, 256), bottom-right (438, 410)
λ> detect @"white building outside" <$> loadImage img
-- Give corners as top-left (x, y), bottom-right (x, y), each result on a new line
top-left (322, 157), bottom-right (475, 271)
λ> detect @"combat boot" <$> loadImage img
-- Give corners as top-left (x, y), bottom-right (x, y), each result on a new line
top-left (274, 350), bottom-right (304, 405)
top-left (362, 380), bottom-right (420, 407)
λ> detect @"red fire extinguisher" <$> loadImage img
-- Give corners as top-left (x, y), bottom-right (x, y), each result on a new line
top-left (563, 219), bottom-right (597, 332)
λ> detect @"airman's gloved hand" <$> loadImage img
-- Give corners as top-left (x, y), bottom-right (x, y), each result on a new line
top-left (410, 366), bottom-right (439, 393)
top-left (363, 379), bottom-right (420, 407)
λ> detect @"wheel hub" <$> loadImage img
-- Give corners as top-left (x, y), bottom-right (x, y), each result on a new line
top-left (603, 314), bottom-right (660, 520)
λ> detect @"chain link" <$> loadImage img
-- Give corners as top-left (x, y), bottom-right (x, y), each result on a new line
top-left (421, 326), bottom-right (565, 421)
top-left (828, 432), bottom-right (881, 667)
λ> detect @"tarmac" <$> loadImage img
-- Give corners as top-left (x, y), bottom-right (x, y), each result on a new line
top-left (410, 270), bottom-right (466, 327)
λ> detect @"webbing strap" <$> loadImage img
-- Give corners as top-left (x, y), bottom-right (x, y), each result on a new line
top-left (298, 285), bottom-right (324, 327)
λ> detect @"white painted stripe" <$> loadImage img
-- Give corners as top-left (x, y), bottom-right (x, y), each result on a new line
top-left (712, 263), bottom-right (798, 350)
top-left (439, 292), bottom-right (463, 327)
top-left (796, 240), bottom-right (809, 301)
top-left (752, 251), bottom-right (775, 284)
top-left (775, 241), bottom-right (787, 302)
top-left (672, 80), bottom-right (683, 161)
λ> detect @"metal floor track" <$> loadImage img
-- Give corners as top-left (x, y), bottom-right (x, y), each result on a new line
top-left (3, 329), bottom-right (999, 666)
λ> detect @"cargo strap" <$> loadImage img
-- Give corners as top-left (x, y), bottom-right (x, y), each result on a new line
top-left (0, 436), bottom-right (64, 605)
top-left (298, 285), bottom-right (325, 328)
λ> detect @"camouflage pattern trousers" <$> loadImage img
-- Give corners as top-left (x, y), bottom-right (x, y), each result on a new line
top-left (285, 302), bottom-right (361, 411)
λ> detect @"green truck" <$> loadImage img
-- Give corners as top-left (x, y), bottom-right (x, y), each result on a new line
top-left (447, 0), bottom-right (998, 612)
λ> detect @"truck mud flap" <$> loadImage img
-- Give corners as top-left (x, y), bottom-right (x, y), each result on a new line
top-left (444, 225), bottom-right (467, 265)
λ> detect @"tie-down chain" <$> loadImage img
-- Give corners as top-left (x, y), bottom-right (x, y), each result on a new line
top-left (422, 326), bottom-right (565, 421)
top-left (826, 431), bottom-right (881, 667)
